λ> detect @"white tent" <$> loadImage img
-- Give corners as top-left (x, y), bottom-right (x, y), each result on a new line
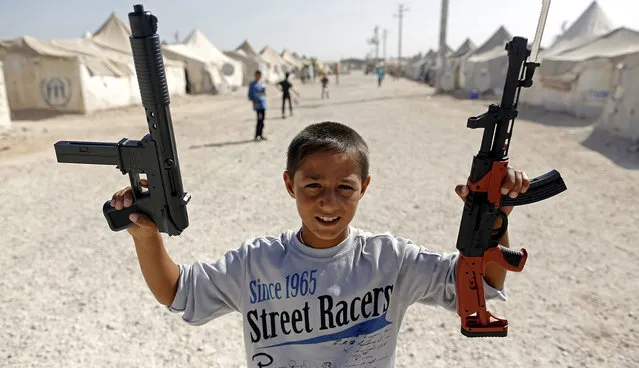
top-left (90, 12), bottom-right (134, 54)
top-left (537, 27), bottom-right (639, 118)
top-left (0, 13), bottom-right (186, 115)
top-left (522, 1), bottom-right (615, 106)
top-left (0, 61), bottom-right (10, 130)
top-left (280, 49), bottom-right (304, 74)
top-left (87, 12), bottom-right (186, 98)
top-left (461, 26), bottom-right (512, 94)
top-left (544, 1), bottom-right (614, 58)
top-left (236, 40), bottom-right (273, 83)
top-left (260, 46), bottom-right (290, 82)
top-left (224, 49), bottom-right (256, 86)
top-left (597, 51), bottom-right (639, 142)
top-left (162, 43), bottom-right (228, 94)
top-left (182, 29), bottom-right (243, 90)
top-left (1, 36), bottom-right (136, 114)
top-left (449, 38), bottom-right (476, 89)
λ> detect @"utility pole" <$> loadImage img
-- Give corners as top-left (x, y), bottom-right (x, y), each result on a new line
top-left (383, 28), bottom-right (388, 61)
top-left (374, 26), bottom-right (380, 62)
top-left (394, 4), bottom-right (409, 76)
top-left (367, 26), bottom-right (380, 63)
top-left (435, 0), bottom-right (449, 92)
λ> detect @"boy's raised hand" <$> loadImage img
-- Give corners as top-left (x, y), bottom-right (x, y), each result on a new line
top-left (455, 166), bottom-right (530, 216)
top-left (109, 179), bottom-right (159, 239)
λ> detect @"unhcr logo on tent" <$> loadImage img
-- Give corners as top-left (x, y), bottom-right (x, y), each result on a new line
top-left (221, 62), bottom-right (235, 77)
top-left (40, 77), bottom-right (72, 108)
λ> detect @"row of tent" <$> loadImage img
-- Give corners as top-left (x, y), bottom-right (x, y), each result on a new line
top-left (0, 12), bottom-right (320, 130)
top-left (405, 1), bottom-right (639, 143)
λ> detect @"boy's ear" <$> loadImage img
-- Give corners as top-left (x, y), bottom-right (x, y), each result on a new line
top-left (360, 176), bottom-right (371, 198)
top-left (283, 171), bottom-right (296, 198)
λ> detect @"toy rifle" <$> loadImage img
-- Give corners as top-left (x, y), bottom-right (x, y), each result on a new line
top-left (454, 0), bottom-right (566, 337)
top-left (53, 4), bottom-right (190, 236)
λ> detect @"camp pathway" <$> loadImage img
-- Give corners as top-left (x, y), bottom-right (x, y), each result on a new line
top-left (0, 73), bottom-right (637, 367)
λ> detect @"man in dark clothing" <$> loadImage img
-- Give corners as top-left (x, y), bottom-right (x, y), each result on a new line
top-left (277, 72), bottom-right (299, 119)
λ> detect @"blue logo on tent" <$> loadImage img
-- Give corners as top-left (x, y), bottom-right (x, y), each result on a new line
top-left (40, 77), bottom-right (72, 108)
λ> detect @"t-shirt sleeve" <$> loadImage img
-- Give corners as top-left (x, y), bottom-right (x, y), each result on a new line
top-left (167, 245), bottom-right (247, 325)
top-left (395, 238), bottom-right (507, 311)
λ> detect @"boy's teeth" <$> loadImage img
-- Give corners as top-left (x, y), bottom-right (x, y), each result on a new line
top-left (319, 216), bottom-right (337, 222)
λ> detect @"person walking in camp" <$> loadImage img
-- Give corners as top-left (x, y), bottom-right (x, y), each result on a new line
top-left (248, 70), bottom-right (267, 141)
top-left (376, 66), bottom-right (385, 87)
top-left (321, 73), bottom-right (330, 99)
top-left (277, 72), bottom-right (300, 119)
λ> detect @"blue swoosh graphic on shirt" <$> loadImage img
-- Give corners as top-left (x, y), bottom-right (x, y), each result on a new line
top-left (259, 313), bottom-right (391, 349)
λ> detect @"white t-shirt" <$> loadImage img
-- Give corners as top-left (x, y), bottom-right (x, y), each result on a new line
top-left (168, 227), bottom-right (507, 368)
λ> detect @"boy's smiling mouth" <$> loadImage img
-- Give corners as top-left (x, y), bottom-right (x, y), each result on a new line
top-left (316, 216), bottom-right (341, 225)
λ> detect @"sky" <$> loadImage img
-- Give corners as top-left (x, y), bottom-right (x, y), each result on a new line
top-left (0, 0), bottom-right (635, 61)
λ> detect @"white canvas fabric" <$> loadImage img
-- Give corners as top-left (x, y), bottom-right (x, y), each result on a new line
top-left (182, 29), bottom-right (243, 89)
top-left (0, 61), bottom-right (10, 131)
top-left (260, 46), bottom-right (291, 82)
top-left (525, 27), bottom-right (639, 118)
top-left (163, 43), bottom-right (228, 94)
top-left (236, 40), bottom-right (273, 83)
top-left (0, 16), bottom-right (186, 115)
top-left (461, 26), bottom-right (512, 93)
top-left (596, 50), bottom-right (639, 141)
top-left (224, 49), bottom-right (257, 86)
top-left (521, 1), bottom-right (615, 108)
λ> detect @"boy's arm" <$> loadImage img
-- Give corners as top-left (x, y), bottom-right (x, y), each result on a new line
top-left (132, 231), bottom-right (180, 306)
top-left (248, 84), bottom-right (255, 101)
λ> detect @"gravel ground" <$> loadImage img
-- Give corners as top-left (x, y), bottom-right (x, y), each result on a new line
top-left (0, 73), bottom-right (637, 368)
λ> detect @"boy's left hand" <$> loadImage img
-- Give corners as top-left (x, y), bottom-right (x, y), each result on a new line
top-left (455, 166), bottom-right (530, 216)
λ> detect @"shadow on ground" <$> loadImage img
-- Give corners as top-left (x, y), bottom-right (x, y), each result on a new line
top-left (189, 139), bottom-right (256, 149)
top-left (517, 105), bottom-right (597, 128)
top-left (10, 110), bottom-right (82, 121)
top-left (296, 93), bottom-right (433, 110)
top-left (580, 127), bottom-right (639, 170)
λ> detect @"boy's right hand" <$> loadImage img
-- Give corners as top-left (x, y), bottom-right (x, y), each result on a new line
top-left (109, 179), bottom-right (159, 239)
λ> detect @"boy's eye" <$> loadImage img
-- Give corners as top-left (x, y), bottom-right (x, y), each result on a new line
top-left (339, 185), bottom-right (354, 190)
top-left (305, 183), bottom-right (320, 188)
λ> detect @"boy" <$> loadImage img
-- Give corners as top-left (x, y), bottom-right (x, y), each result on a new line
top-left (321, 74), bottom-right (329, 99)
top-left (110, 122), bottom-right (530, 367)
top-left (248, 70), bottom-right (267, 141)
top-left (276, 72), bottom-right (300, 119)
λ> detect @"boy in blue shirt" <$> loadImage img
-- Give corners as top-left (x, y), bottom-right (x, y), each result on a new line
top-left (248, 70), bottom-right (267, 141)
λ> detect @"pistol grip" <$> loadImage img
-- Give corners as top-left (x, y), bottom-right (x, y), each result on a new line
top-left (485, 246), bottom-right (528, 272)
top-left (102, 201), bottom-right (136, 231)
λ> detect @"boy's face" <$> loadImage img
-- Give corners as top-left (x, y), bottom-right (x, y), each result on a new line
top-left (284, 150), bottom-right (370, 249)
top-left (255, 72), bottom-right (262, 81)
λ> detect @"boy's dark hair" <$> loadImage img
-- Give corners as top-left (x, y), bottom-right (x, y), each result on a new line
top-left (286, 122), bottom-right (369, 181)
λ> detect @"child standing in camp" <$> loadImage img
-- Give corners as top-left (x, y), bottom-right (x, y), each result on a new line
top-left (321, 74), bottom-right (329, 99)
top-left (110, 122), bottom-right (530, 367)
top-left (248, 70), bottom-right (267, 141)
top-left (277, 72), bottom-right (300, 119)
